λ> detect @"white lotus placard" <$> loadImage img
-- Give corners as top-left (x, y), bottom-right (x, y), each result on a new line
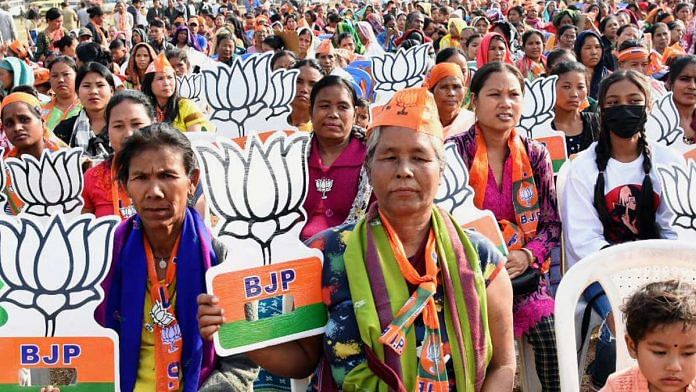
top-left (658, 160), bottom-right (696, 241)
top-left (201, 53), bottom-right (298, 138)
top-left (371, 44), bottom-right (431, 105)
top-left (646, 92), bottom-right (695, 160)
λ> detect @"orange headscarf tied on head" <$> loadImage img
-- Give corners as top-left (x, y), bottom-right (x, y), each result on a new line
top-left (1, 92), bottom-right (42, 114)
top-left (8, 40), bottom-right (29, 59)
top-left (316, 39), bottom-right (335, 55)
top-left (423, 62), bottom-right (465, 90)
top-left (368, 87), bottom-right (444, 140)
top-left (617, 46), bottom-right (649, 62)
top-left (476, 32), bottom-right (514, 68)
top-left (145, 52), bottom-right (175, 74)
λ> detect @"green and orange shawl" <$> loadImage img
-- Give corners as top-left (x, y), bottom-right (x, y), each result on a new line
top-left (342, 205), bottom-right (491, 391)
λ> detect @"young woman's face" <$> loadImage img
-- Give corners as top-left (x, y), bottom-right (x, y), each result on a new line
top-left (508, 9), bottom-right (521, 23)
top-left (177, 30), bottom-right (188, 44)
top-left (603, 17), bottom-right (619, 39)
top-left (108, 100), bottom-right (152, 154)
top-left (298, 32), bottom-right (312, 53)
top-left (473, 70), bottom-right (523, 133)
top-left (670, 63), bottom-right (696, 107)
top-left (135, 47), bottom-right (152, 71)
top-left (523, 33), bottom-right (544, 60)
top-left (151, 69), bottom-right (176, 100)
top-left (0, 68), bottom-right (13, 91)
top-left (272, 54), bottom-right (296, 70)
top-left (555, 71), bottom-right (587, 112)
top-left (474, 19), bottom-right (489, 34)
top-left (217, 38), bottom-right (235, 61)
top-left (292, 65), bottom-right (322, 109)
top-left (311, 84), bottom-right (355, 144)
top-left (559, 28), bottom-right (577, 49)
top-left (677, 6), bottom-right (692, 22)
top-left (1, 103), bottom-right (44, 150)
top-left (602, 79), bottom-right (646, 108)
top-left (467, 36), bottom-right (482, 60)
top-left (580, 36), bottom-right (602, 68)
top-left (49, 61), bottom-right (76, 99)
top-left (78, 72), bottom-right (113, 112)
top-left (339, 36), bottom-right (356, 53)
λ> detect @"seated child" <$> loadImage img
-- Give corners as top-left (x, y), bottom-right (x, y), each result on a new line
top-left (600, 280), bottom-right (696, 392)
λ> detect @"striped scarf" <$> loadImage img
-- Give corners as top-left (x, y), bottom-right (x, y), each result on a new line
top-left (342, 204), bottom-right (491, 391)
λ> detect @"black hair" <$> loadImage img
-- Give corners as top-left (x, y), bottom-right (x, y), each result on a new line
top-left (651, 22), bottom-right (669, 36)
top-left (465, 33), bottom-right (483, 48)
top-left (508, 5), bottom-right (525, 18)
top-left (262, 35), bottom-right (285, 51)
top-left (617, 39), bottom-right (644, 52)
top-left (47, 55), bottom-right (77, 73)
top-left (55, 35), bottom-right (76, 51)
top-left (87, 6), bottom-right (103, 18)
top-left (328, 12), bottom-right (341, 24)
top-left (76, 62), bottom-right (115, 90)
top-left (109, 38), bottom-right (126, 51)
top-left (491, 21), bottom-right (513, 44)
top-left (617, 23), bottom-right (641, 39)
top-left (76, 42), bottom-right (112, 66)
top-left (355, 97), bottom-right (369, 109)
top-left (292, 58), bottom-right (322, 73)
top-left (668, 55), bottom-right (696, 85)
top-left (549, 60), bottom-right (585, 76)
top-left (115, 123), bottom-right (198, 185)
top-left (310, 75), bottom-right (358, 111)
top-left (594, 70), bottom-right (657, 240)
top-left (675, 2), bottom-right (692, 15)
top-left (45, 7), bottom-right (61, 21)
top-left (522, 29), bottom-right (544, 46)
top-left (270, 50), bottom-right (297, 69)
top-left (165, 47), bottom-right (189, 65)
top-left (557, 24), bottom-right (577, 38)
top-left (435, 47), bottom-right (466, 64)
top-left (470, 62), bottom-right (525, 97)
top-left (150, 18), bottom-right (165, 29)
top-left (383, 13), bottom-right (394, 25)
top-left (105, 90), bottom-right (156, 128)
top-left (336, 32), bottom-right (354, 46)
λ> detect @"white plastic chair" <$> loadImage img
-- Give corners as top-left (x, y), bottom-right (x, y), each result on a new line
top-left (554, 239), bottom-right (696, 391)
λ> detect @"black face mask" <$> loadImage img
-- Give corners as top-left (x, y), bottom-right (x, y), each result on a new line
top-left (602, 105), bottom-right (647, 139)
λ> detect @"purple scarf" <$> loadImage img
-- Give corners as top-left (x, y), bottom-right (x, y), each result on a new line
top-left (102, 207), bottom-right (217, 391)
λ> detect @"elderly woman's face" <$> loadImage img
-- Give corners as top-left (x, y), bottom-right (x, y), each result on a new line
top-left (312, 84), bottom-right (355, 143)
top-left (368, 127), bottom-right (442, 217)
top-left (433, 76), bottom-right (465, 113)
top-left (125, 146), bottom-right (198, 229)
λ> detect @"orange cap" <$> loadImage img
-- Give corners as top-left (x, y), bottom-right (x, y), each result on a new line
top-left (34, 67), bottom-right (50, 86)
top-left (368, 87), bottom-right (444, 139)
top-left (1, 92), bottom-right (42, 113)
top-left (423, 62), bottom-right (465, 90)
top-left (8, 40), bottom-right (28, 59)
top-left (316, 39), bottom-right (334, 55)
top-left (145, 52), bottom-right (174, 74)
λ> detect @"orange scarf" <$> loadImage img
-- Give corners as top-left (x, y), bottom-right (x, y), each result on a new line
top-left (110, 159), bottom-right (135, 219)
top-left (144, 235), bottom-right (183, 391)
top-left (378, 212), bottom-right (448, 391)
top-left (470, 127), bottom-right (540, 250)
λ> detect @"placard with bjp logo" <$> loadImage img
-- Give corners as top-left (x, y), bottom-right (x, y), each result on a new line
top-left (645, 92), bottom-right (696, 161)
top-left (517, 76), bottom-right (569, 173)
top-left (0, 148), bottom-right (120, 390)
top-left (193, 131), bottom-right (326, 356)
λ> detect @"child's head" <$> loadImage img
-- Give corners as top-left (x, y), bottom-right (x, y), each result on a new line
top-left (622, 280), bottom-right (696, 391)
top-left (355, 98), bottom-right (370, 129)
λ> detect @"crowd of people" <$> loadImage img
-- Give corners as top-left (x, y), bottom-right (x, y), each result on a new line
top-left (1, 0), bottom-right (696, 391)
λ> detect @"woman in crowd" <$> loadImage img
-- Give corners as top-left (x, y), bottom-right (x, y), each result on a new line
top-left (55, 35), bottom-right (78, 58)
top-left (546, 48), bottom-right (575, 73)
top-left (199, 86), bottom-right (516, 391)
top-left (54, 62), bottom-right (114, 160)
top-left (675, 2), bottom-right (694, 49)
top-left (356, 21), bottom-right (384, 56)
top-left (113, 1), bottom-right (133, 46)
top-left (547, 9), bottom-right (578, 50)
top-left (297, 27), bottom-right (316, 60)
top-left (82, 90), bottom-right (154, 219)
top-left (473, 15), bottom-right (491, 34)
top-left (424, 62), bottom-right (474, 138)
top-left (561, 70), bottom-right (684, 389)
top-left (1, 90), bottom-right (65, 214)
top-left (34, 8), bottom-right (69, 62)
top-left (125, 42), bottom-right (157, 91)
top-left (652, 22), bottom-right (671, 56)
top-left (448, 62), bottom-right (561, 391)
top-left (555, 25), bottom-right (578, 52)
top-left (599, 15), bottom-right (619, 70)
top-left (477, 32), bottom-right (514, 69)
top-left (438, 17), bottom-right (466, 50)
top-left (287, 60), bottom-right (323, 132)
top-left (551, 61), bottom-right (599, 156)
top-left (42, 56), bottom-right (81, 133)
top-left (104, 123), bottom-right (258, 391)
top-left (213, 32), bottom-right (236, 67)
top-left (517, 30), bottom-right (546, 80)
top-left (270, 50), bottom-right (298, 70)
top-left (141, 53), bottom-right (212, 133)
top-left (465, 33), bottom-right (483, 62)
top-left (667, 55), bottom-right (696, 147)
top-left (247, 26), bottom-right (270, 55)
top-left (171, 25), bottom-right (201, 52)
top-left (337, 22), bottom-right (366, 55)
top-left (575, 30), bottom-right (610, 100)
top-left (132, 28), bottom-right (147, 47)
top-left (0, 57), bottom-right (34, 96)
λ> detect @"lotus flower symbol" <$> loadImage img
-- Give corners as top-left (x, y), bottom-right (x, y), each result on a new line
top-left (5, 148), bottom-right (84, 217)
top-left (435, 143), bottom-right (474, 213)
top-left (194, 132), bottom-right (309, 263)
top-left (177, 73), bottom-right (203, 103)
top-left (371, 44), bottom-right (430, 92)
top-left (646, 92), bottom-right (684, 146)
top-left (202, 53), bottom-right (298, 138)
top-left (0, 214), bottom-right (118, 336)
top-left (518, 76), bottom-right (558, 139)
top-left (150, 300), bottom-right (175, 327)
top-left (658, 161), bottom-right (696, 230)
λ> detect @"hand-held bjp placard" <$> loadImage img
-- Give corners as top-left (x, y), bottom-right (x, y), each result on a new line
top-left (194, 131), bottom-right (326, 356)
top-left (0, 148), bottom-right (120, 390)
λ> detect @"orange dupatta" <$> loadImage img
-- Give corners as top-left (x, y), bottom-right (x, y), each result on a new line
top-left (469, 127), bottom-right (540, 250)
